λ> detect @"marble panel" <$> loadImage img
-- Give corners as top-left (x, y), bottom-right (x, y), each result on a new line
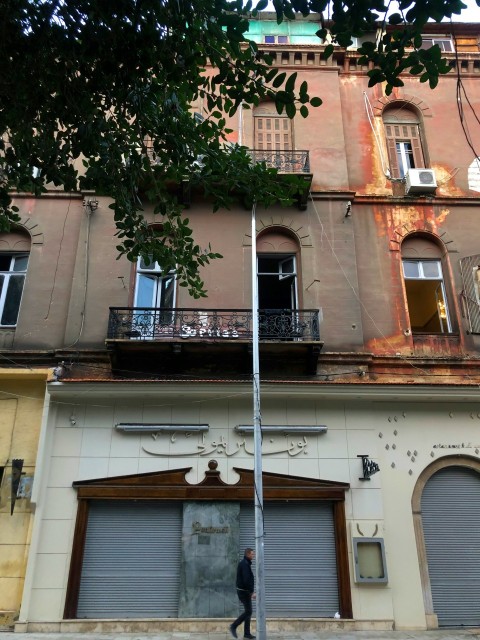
top-left (178, 502), bottom-right (239, 618)
top-left (52, 427), bottom-right (83, 457)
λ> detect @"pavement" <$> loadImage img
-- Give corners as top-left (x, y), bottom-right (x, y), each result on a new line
top-left (0, 631), bottom-right (479, 639)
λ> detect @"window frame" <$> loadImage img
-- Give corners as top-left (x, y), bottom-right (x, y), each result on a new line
top-left (384, 122), bottom-right (425, 179)
top-left (134, 258), bottom-right (176, 310)
top-left (0, 252), bottom-right (29, 328)
top-left (402, 258), bottom-right (452, 334)
top-left (263, 35), bottom-right (289, 44)
top-left (254, 110), bottom-right (294, 152)
top-left (420, 37), bottom-right (454, 52)
top-left (257, 253), bottom-right (299, 311)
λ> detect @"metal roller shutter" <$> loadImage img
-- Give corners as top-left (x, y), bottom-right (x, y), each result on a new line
top-left (240, 501), bottom-right (339, 617)
top-left (77, 500), bottom-right (182, 618)
top-left (421, 466), bottom-right (480, 627)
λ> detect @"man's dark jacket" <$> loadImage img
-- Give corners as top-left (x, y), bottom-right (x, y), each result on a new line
top-left (236, 555), bottom-right (254, 594)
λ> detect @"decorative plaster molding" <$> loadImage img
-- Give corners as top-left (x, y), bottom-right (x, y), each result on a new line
top-left (15, 216), bottom-right (45, 246)
top-left (372, 93), bottom-right (433, 119)
top-left (243, 216), bottom-right (312, 247)
top-left (389, 225), bottom-right (458, 253)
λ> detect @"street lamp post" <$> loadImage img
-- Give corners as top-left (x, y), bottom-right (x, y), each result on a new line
top-left (251, 202), bottom-right (267, 640)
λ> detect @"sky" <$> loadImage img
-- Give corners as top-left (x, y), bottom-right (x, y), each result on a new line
top-left (263, 0), bottom-right (480, 21)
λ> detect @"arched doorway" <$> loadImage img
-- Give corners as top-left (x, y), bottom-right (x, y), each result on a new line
top-left (413, 458), bottom-right (480, 627)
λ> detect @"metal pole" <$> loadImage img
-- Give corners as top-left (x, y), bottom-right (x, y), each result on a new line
top-left (251, 202), bottom-right (266, 640)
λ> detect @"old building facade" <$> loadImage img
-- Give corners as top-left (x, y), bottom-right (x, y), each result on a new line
top-left (1, 14), bottom-right (480, 632)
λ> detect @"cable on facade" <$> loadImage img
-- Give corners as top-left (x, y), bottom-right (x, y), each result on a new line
top-left (363, 91), bottom-right (394, 180)
top-left (450, 21), bottom-right (480, 169)
top-left (44, 196), bottom-right (72, 321)
top-left (64, 198), bottom-right (95, 347)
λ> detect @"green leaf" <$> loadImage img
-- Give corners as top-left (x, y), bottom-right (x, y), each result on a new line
top-left (388, 12), bottom-right (404, 24)
top-left (285, 102), bottom-right (296, 118)
top-left (409, 64), bottom-right (424, 74)
top-left (300, 105), bottom-right (309, 118)
top-left (272, 71), bottom-right (287, 88)
top-left (321, 44), bottom-right (334, 61)
top-left (285, 71), bottom-right (297, 93)
top-left (309, 97), bottom-right (322, 107)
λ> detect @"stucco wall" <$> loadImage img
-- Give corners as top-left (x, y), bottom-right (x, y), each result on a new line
top-left (0, 377), bottom-right (46, 619)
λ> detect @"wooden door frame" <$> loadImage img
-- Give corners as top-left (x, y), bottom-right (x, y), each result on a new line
top-left (64, 462), bottom-right (352, 619)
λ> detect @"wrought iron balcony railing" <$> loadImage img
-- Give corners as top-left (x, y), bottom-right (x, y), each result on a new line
top-left (247, 149), bottom-right (310, 174)
top-left (108, 308), bottom-right (321, 342)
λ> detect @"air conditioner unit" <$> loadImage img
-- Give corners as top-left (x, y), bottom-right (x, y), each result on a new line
top-left (405, 168), bottom-right (437, 195)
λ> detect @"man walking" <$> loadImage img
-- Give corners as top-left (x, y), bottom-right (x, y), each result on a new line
top-left (229, 547), bottom-right (256, 640)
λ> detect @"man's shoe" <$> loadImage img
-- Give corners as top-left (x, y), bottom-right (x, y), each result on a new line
top-left (229, 625), bottom-right (238, 639)
top-left (244, 635), bottom-right (256, 639)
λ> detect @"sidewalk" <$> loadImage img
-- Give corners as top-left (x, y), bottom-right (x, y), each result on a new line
top-left (0, 631), bottom-right (479, 639)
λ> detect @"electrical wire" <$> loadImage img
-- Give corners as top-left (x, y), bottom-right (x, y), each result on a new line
top-left (44, 196), bottom-right (72, 320)
top-left (64, 201), bottom-right (93, 347)
top-left (363, 91), bottom-right (393, 179)
top-left (450, 22), bottom-right (480, 172)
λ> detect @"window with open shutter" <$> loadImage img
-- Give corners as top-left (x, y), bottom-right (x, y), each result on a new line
top-left (460, 255), bottom-right (480, 334)
top-left (383, 104), bottom-right (427, 179)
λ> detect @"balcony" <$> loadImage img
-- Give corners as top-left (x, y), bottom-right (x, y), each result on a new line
top-left (106, 308), bottom-right (323, 376)
top-left (246, 149), bottom-right (312, 210)
top-left (142, 145), bottom-right (313, 210)
top-left (247, 150), bottom-right (310, 174)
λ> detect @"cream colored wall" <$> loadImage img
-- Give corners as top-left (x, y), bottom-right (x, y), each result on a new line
top-left (0, 377), bottom-right (46, 619)
top-left (21, 389), bottom-right (480, 629)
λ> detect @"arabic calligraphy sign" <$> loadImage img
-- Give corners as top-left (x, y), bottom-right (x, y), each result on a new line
top-left (142, 432), bottom-right (309, 457)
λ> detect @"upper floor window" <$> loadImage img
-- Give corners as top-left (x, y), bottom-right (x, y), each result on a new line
top-left (264, 35), bottom-right (289, 44)
top-left (0, 253), bottom-right (29, 327)
top-left (134, 257), bottom-right (176, 310)
top-left (254, 104), bottom-right (293, 151)
top-left (383, 104), bottom-right (427, 179)
top-left (402, 259), bottom-right (452, 333)
top-left (420, 37), bottom-right (454, 52)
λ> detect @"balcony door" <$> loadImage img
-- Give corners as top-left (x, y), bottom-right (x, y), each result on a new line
top-left (254, 103), bottom-right (293, 150)
top-left (133, 257), bottom-right (176, 338)
top-left (258, 254), bottom-right (297, 310)
top-left (257, 254), bottom-right (298, 339)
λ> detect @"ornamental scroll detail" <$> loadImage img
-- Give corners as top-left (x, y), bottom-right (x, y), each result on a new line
top-left (142, 432), bottom-right (309, 457)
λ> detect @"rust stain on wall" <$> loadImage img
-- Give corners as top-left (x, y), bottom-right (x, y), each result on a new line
top-left (365, 333), bottom-right (411, 354)
top-left (433, 165), bottom-right (464, 197)
top-left (373, 204), bottom-right (451, 240)
top-left (363, 119), bottom-right (391, 196)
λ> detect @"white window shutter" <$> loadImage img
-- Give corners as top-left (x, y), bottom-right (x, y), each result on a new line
top-left (460, 255), bottom-right (480, 334)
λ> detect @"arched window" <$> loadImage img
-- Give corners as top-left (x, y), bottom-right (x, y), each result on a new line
top-left (383, 104), bottom-right (427, 179)
top-left (0, 229), bottom-right (31, 328)
top-left (401, 235), bottom-right (453, 334)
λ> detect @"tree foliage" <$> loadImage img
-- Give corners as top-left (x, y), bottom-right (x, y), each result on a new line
top-left (0, 0), bottom-right (473, 296)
